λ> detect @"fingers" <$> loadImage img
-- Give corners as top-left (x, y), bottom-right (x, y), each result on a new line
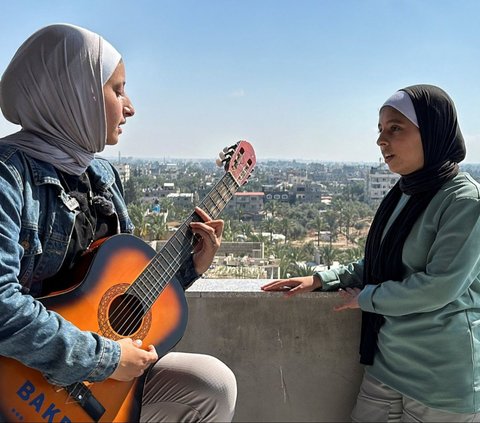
top-left (333, 287), bottom-right (361, 312)
top-left (261, 279), bottom-right (295, 291)
top-left (262, 276), bottom-right (317, 296)
top-left (132, 339), bottom-right (157, 358)
top-left (190, 223), bottom-right (221, 248)
top-left (191, 208), bottom-right (224, 248)
top-left (283, 284), bottom-right (304, 298)
top-left (194, 206), bottom-right (211, 222)
top-left (110, 338), bottom-right (158, 382)
top-left (261, 278), bottom-right (309, 298)
top-left (193, 207), bottom-right (224, 232)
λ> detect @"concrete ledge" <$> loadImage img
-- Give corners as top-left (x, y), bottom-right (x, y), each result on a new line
top-left (174, 279), bottom-right (364, 422)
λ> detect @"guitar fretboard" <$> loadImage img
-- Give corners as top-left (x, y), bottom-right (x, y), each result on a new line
top-left (128, 171), bottom-right (239, 311)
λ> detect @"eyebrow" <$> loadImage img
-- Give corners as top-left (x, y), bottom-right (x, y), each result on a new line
top-left (378, 118), bottom-right (406, 127)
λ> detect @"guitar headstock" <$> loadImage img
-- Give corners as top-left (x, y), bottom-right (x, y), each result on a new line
top-left (216, 140), bottom-right (256, 186)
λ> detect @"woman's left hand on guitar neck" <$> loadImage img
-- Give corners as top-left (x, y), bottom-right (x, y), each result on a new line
top-left (190, 207), bottom-right (224, 275)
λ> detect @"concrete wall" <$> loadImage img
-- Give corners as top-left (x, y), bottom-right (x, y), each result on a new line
top-left (174, 279), bottom-right (365, 422)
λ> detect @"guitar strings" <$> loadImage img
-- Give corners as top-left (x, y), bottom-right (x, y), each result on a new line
top-left (104, 174), bottom-right (238, 338)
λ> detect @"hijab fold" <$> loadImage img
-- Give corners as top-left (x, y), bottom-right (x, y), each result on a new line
top-left (0, 23), bottom-right (121, 175)
top-left (360, 84), bottom-right (466, 365)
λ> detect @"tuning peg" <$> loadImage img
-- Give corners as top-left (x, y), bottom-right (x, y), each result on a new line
top-left (215, 158), bottom-right (223, 167)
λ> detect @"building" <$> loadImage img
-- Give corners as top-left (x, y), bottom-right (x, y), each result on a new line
top-left (367, 163), bottom-right (399, 203)
top-left (263, 190), bottom-right (293, 204)
top-left (113, 162), bottom-right (131, 184)
top-left (167, 192), bottom-right (196, 207)
top-left (224, 192), bottom-right (264, 218)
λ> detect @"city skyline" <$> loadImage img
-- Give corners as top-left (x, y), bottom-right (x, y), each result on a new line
top-left (1, 0), bottom-right (480, 163)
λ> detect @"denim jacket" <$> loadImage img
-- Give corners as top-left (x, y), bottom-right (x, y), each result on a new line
top-left (0, 145), bottom-right (198, 386)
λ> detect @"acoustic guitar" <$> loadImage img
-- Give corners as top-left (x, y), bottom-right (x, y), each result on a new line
top-left (0, 140), bottom-right (256, 423)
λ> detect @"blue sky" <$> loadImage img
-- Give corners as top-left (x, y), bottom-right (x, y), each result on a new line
top-left (1, 0), bottom-right (480, 163)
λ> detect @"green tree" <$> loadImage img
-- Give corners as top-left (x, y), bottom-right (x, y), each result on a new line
top-left (264, 200), bottom-right (280, 219)
top-left (309, 214), bottom-right (323, 246)
top-left (320, 244), bottom-right (339, 269)
top-left (145, 214), bottom-right (167, 241)
top-left (323, 210), bottom-right (339, 245)
top-left (127, 203), bottom-right (147, 237)
top-left (123, 177), bottom-right (138, 205)
top-left (263, 217), bottom-right (277, 243)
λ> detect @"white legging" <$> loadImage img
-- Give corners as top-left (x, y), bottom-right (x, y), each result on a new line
top-left (140, 352), bottom-right (237, 422)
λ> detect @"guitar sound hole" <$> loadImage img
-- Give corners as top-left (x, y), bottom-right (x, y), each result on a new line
top-left (108, 294), bottom-right (145, 336)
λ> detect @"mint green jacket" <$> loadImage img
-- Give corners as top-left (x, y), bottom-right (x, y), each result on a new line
top-left (316, 172), bottom-right (480, 413)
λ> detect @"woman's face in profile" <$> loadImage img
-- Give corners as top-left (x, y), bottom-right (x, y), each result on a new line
top-left (377, 106), bottom-right (424, 176)
top-left (103, 61), bottom-right (135, 146)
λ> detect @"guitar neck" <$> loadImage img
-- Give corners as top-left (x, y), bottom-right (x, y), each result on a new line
top-left (128, 171), bottom-right (240, 308)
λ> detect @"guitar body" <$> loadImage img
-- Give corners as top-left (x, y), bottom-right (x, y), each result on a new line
top-left (0, 234), bottom-right (188, 423)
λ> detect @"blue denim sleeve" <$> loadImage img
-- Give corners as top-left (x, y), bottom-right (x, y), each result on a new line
top-left (0, 159), bottom-right (120, 386)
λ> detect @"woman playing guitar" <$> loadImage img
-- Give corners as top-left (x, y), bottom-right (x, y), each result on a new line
top-left (0, 23), bottom-right (238, 422)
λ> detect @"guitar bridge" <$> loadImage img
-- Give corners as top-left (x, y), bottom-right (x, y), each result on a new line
top-left (65, 382), bottom-right (106, 422)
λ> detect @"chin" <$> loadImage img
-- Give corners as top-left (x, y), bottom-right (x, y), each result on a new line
top-left (106, 138), bottom-right (119, 146)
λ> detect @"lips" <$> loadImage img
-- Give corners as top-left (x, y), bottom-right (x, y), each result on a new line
top-left (383, 153), bottom-right (394, 164)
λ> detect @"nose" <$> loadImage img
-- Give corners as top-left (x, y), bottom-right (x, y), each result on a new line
top-left (123, 95), bottom-right (135, 117)
top-left (376, 130), bottom-right (387, 146)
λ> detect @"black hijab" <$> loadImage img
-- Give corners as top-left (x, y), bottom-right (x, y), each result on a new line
top-left (360, 84), bottom-right (466, 365)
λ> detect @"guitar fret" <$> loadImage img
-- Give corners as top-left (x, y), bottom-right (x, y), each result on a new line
top-left (166, 237), bottom-right (186, 253)
top-left (129, 282), bottom-right (147, 298)
top-left (210, 187), bottom-right (224, 213)
top-left (202, 198), bottom-right (215, 218)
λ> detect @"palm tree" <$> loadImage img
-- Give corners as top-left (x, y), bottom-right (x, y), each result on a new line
top-left (323, 210), bottom-right (339, 246)
top-left (272, 245), bottom-right (293, 278)
top-left (279, 217), bottom-right (291, 244)
top-left (263, 217), bottom-right (277, 243)
top-left (320, 244), bottom-right (339, 269)
top-left (264, 200), bottom-right (280, 219)
top-left (291, 262), bottom-right (318, 277)
top-left (311, 214), bottom-right (323, 246)
top-left (222, 219), bottom-right (235, 241)
top-left (340, 201), bottom-right (358, 245)
top-left (338, 246), bottom-right (364, 263)
top-left (146, 214), bottom-right (168, 240)
top-left (127, 203), bottom-right (147, 237)
top-left (123, 177), bottom-right (138, 205)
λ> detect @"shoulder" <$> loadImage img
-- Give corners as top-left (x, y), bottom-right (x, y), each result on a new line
top-left (88, 156), bottom-right (121, 187)
top-left (0, 144), bottom-right (58, 187)
top-left (89, 156), bottom-right (117, 175)
top-left (438, 172), bottom-right (480, 201)
top-left (425, 172), bottom-right (480, 225)
top-left (0, 144), bottom-right (29, 171)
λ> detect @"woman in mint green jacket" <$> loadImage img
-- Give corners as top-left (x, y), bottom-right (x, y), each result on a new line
top-left (263, 85), bottom-right (480, 422)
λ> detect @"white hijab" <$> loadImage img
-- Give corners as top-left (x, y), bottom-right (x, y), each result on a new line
top-left (0, 23), bottom-right (121, 175)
